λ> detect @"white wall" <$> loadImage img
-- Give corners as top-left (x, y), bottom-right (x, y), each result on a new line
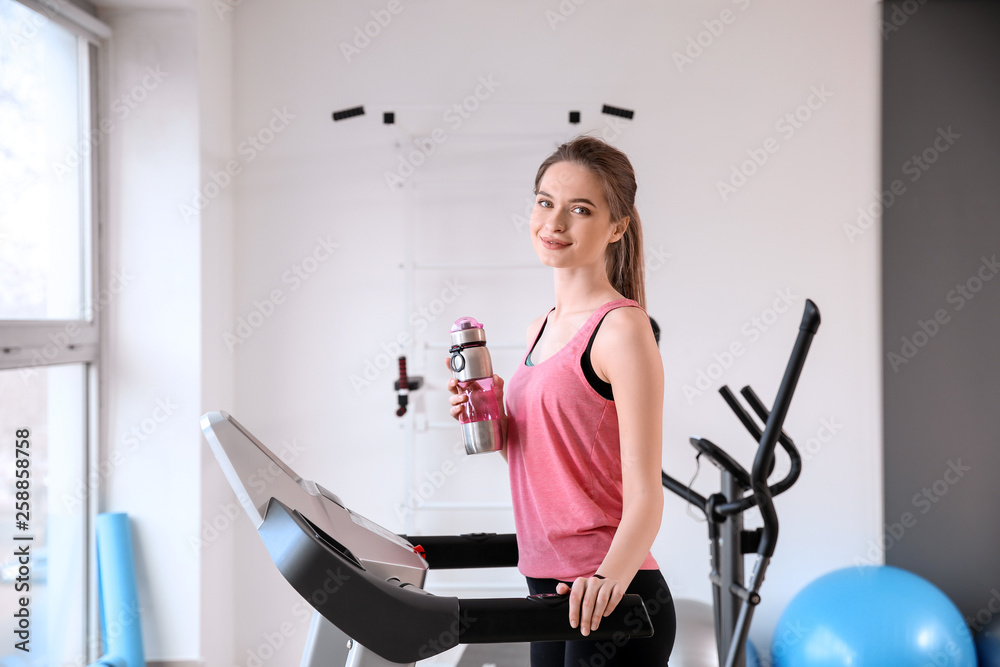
top-left (95, 0), bottom-right (882, 663)
top-left (223, 0), bottom-right (883, 661)
top-left (196, 1), bottom-right (236, 666)
top-left (100, 6), bottom-right (203, 661)
top-left (100, 1), bottom-right (236, 664)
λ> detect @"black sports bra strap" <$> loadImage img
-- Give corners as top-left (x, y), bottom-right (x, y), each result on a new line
top-left (526, 308), bottom-right (555, 365)
top-left (582, 313), bottom-right (614, 401)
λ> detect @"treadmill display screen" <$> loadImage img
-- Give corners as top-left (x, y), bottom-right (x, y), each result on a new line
top-left (349, 509), bottom-right (416, 551)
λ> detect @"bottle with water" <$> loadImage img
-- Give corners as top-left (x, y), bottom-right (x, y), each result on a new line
top-left (449, 317), bottom-right (503, 455)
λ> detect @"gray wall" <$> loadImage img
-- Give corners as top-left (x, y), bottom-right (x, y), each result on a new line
top-left (882, 0), bottom-right (1000, 630)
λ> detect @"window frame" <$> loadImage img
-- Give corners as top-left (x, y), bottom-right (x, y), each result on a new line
top-left (0, 1), bottom-right (110, 662)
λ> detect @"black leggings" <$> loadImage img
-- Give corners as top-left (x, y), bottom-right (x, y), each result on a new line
top-left (525, 570), bottom-right (676, 667)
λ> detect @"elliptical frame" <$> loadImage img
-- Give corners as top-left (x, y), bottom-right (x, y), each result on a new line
top-left (661, 299), bottom-right (820, 667)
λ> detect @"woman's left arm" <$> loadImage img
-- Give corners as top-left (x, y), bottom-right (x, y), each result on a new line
top-left (556, 306), bottom-right (664, 636)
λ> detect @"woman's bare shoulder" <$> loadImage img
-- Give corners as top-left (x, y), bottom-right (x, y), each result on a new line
top-left (601, 304), bottom-right (654, 337)
top-left (591, 305), bottom-right (660, 382)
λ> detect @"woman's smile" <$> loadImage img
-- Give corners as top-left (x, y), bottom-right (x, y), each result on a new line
top-left (541, 236), bottom-right (571, 249)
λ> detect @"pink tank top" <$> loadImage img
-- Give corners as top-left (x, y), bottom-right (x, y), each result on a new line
top-left (505, 298), bottom-right (660, 580)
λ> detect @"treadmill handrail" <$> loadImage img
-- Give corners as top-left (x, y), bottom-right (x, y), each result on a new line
top-left (262, 498), bottom-right (652, 664)
top-left (399, 533), bottom-right (519, 569)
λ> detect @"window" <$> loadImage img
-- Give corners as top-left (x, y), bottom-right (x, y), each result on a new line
top-left (0, 0), bottom-right (105, 663)
top-left (0, 365), bottom-right (89, 662)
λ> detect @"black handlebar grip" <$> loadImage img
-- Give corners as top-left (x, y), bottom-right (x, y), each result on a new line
top-left (740, 386), bottom-right (802, 496)
top-left (400, 533), bottom-right (519, 569)
top-left (460, 593), bottom-right (653, 644)
top-left (689, 437), bottom-right (751, 489)
top-left (800, 298), bottom-right (821, 334)
top-left (751, 299), bottom-right (821, 558)
top-left (662, 469), bottom-right (708, 513)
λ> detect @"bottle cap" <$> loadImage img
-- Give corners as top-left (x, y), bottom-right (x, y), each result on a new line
top-left (450, 317), bottom-right (483, 333)
top-left (450, 317), bottom-right (487, 347)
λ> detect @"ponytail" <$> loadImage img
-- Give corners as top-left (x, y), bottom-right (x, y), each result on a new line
top-left (606, 204), bottom-right (645, 309)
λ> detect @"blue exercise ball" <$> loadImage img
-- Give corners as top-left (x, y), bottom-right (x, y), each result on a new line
top-left (771, 565), bottom-right (975, 667)
top-left (976, 611), bottom-right (1000, 667)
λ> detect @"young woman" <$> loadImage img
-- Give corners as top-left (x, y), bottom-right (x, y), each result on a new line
top-left (448, 135), bottom-right (675, 666)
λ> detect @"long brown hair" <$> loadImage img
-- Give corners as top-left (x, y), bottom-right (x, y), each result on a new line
top-left (533, 135), bottom-right (645, 309)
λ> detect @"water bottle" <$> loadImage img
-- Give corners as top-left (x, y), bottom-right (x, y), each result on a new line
top-left (449, 317), bottom-right (503, 455)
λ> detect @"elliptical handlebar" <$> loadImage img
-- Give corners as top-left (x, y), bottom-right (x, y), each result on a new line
top-left (661, 469), bottom-right (708, 515)
top-left (739, 386), bottom-right (801, 498)
top-left (748, 298), bottom-right (820, 558)
top-left (661, 299), bottom-right (820, 541)
top-left (709, 384), bottom-right (802, 518)
top-left (690, 437), bottom-right (752, 490)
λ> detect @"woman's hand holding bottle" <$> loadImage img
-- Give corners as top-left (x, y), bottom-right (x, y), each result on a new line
top-left (446, 369), bottom-right (508, 453)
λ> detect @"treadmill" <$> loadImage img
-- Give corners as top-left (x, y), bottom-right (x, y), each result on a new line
top-left (201, 411), bottom-right (654, 666)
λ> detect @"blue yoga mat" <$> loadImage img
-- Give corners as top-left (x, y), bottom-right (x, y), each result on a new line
top-left (89, 513), bottom-right (145, 667)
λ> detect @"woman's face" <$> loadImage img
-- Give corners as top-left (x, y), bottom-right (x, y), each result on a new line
top-left (530, 161), bottom-right (624, 270)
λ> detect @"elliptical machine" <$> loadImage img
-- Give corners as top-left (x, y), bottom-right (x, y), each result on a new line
top-left (661, 299), bottom-right (820, 667)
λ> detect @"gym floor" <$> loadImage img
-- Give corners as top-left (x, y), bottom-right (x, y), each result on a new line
top-left (455, 643), bottom-right (531, 667)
